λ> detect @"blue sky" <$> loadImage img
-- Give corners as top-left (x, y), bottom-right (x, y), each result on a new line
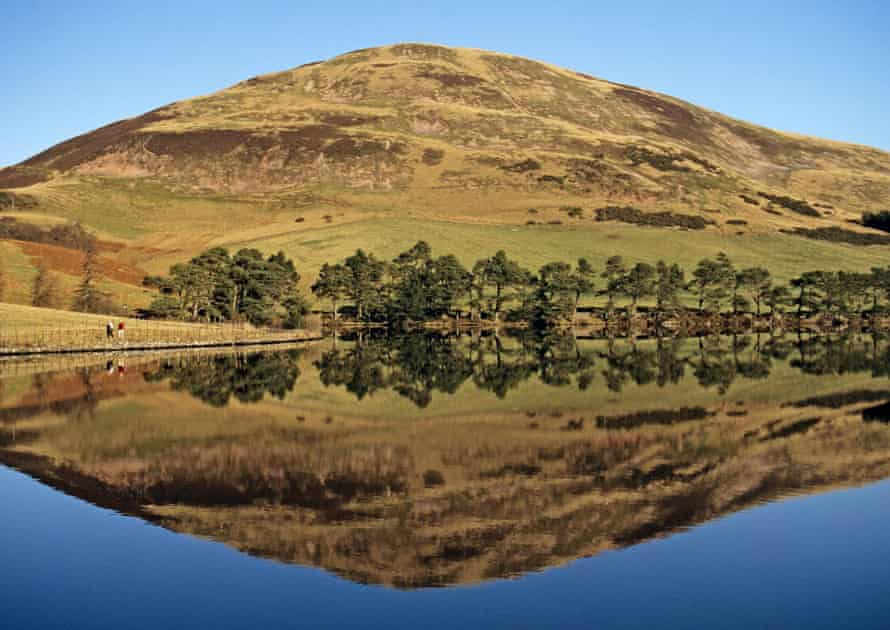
top-left (3, 0), bottom-right (889, 166)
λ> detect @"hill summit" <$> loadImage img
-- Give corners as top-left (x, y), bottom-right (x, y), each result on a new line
top-left (4, 43), bottom-right (889, 211)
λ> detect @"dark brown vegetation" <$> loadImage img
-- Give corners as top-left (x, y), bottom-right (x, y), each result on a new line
top-left (416, 70), bottom-right (487, 87)
top-left (500, 158), bottom-right (541, 174)
top-left (595, 407), bottom-right (712, 430)
top-left (757, 192), bottom-right (820, 218)
top-left (561, 206), bottom-right (585, 219)
top-left (0, 167), bottom-right (49, 189)
top-left (319, 113), bottom-right (380, 127)
top-left (759, 417), bottom-right (821, 442)
top-left (785, 389), bottom-right (890, 409)
top-left (862, 210), bottom-right (890, 233)
top-left (0, 191), bottom-right (39, 210)
top-left (421, 148), bottom-right (445, 166)
top-left (784, 227), bottom-right (890, 246)
top-left (145, 130), bottom-right (275, 156)
top-left (595, 206), bottom-right (712, 230)
top-left (613, 88), bottom-right (710, 145)
top-left (0, 217), bottom-right (97, 251)
top-left (21, 108), bottom-right (171, 171)
top-left (623, 145), bottom-right (719, 173)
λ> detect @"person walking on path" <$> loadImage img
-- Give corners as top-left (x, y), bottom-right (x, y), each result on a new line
top-left (117, 321), bottom-right (126, 342)
top-left (106, 321), bottom-right (114, 341)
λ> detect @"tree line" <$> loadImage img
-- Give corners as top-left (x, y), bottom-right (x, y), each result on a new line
top-left (143, 247), bottom-right (309, 327)
top-left (141, 241), bottom-right (890, 328)
top-left (310, 242), bottom-right (890, 326)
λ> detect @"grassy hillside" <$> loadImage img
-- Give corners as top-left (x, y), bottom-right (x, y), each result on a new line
top-left (1, 43), bottom-right (888, 308)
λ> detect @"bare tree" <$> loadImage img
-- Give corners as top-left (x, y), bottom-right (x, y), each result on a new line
top-left (32, 261), bottom-right (61, 308)
top-left (0, 256), bottom-right (6, 302)
top-left (72, 242), bottom-right (110, 312)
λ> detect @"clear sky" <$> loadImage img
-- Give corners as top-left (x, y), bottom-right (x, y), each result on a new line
top-left (3, 0), bottom-right (889, 167)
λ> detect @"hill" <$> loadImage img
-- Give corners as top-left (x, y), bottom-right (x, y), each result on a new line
top-left (1, 43), bottom-right (889, 309)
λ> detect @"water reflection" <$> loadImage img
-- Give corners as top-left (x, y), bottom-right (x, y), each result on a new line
top-left (2, 333), bottom-right (890, 588)
top-left (311, 331), bottom-right (889, 405)
top-left (145, 350), bottom-right (302, 406)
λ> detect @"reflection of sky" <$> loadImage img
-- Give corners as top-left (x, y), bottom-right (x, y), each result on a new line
top-left (3, 464), bottom-right (889, 630)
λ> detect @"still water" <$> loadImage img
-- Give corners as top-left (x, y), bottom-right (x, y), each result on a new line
top-left (2, 331), bottom-right (890, 628)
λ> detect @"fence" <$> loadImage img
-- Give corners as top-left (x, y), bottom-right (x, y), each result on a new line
top-left (0, 321), bottom-right (320, 354)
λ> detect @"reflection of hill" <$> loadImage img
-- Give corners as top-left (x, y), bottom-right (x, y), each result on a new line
top-left (4, 378), bottom-right (890, 588)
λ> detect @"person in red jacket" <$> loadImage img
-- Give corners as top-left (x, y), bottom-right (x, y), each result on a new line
top-left (117, 321), bottom-right (125, 342)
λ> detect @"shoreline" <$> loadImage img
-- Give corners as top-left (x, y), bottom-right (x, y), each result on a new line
top-left (325, 313), bottom-right (890, 335)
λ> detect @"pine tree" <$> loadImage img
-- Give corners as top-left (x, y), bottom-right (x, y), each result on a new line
top-left (601, 255), bottom-right (627, 315)
top-left (312, 263), bottom-right (351, 320)
top-left (621, 263), bottom-right (656, 316)
top-left (737, 267), bottom-right (771, 316)
top-left (344, 249), bottom-right (386, 320)
top-left (472, 250), bottom-right (530, 322)
top-left (655, 261), bottom-right (685, 313)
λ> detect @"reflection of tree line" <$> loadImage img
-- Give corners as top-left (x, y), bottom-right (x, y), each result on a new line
top-left (17, 333), bottom-right (880, 412)
top-left (314, 332), bottom-right (890, 406)
top-left (143, 350), bottom-right (303, 407)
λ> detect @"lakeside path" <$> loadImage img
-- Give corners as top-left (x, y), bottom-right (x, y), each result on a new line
top-left (0, 303), bottom-right (322, 357)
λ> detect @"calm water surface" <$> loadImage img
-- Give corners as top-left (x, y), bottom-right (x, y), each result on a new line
top-left (2, 332), bottom-right (890, 628)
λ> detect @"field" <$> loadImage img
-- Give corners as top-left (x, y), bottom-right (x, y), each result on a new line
top-left (233, 216), bottom-right (890, 287)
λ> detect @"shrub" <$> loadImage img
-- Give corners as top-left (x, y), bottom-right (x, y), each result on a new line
top-left (757, 192), bottom-right (820, 217)
top-left (500, 158), bottom-right (541, 173)
top-left (783, 226), bottom-right (890, 246)
top-left (422, 469), bottom-right (445, 487)
top-left (594, 206), bottom-right (712, 230)
top-left (862, 210), bottom-right (890, 233)
top-left (726, 219), bottom-right (748, 225)
top-left (624, 146), bottom-right (720, 173)
top-left (421, 148), bottom-right (445, 166)
top-left (561, 206), bottom-right (584, 219)
top-left (538, 175), bottom-right (566, 186)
